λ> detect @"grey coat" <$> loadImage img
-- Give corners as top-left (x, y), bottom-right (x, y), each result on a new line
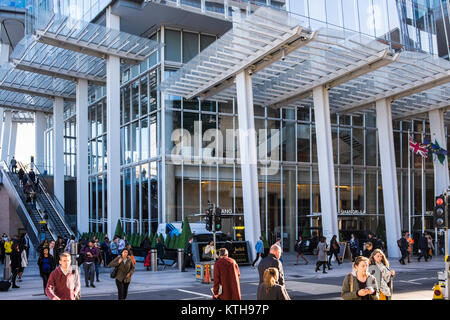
top-left (317, 242), bottom-right (328, 261)
top-left (108, 256), bottom-right (135, 283)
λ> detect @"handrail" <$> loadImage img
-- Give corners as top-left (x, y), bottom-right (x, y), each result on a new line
top-left (17, 161), bottom-right (75, 238)
top-left (0, 162), bottom-right (40, 240)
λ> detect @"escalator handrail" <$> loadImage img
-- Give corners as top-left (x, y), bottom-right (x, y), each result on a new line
top-left (17, 162), bottom-right (75, 238)
top-left (0, 163), bottom-right (40, 239)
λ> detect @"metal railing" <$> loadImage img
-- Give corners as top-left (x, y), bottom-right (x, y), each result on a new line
top-left (18, 161), bottom-right (76, 238)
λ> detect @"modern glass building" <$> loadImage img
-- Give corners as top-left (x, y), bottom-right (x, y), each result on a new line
top-left (1, 0), bottom-right (450, 254)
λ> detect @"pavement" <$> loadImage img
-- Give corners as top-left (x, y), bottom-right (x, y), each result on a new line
top-left (0, 252), bottom-right (444, 300)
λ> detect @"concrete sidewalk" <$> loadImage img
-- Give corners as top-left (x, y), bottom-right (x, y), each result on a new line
top-left (0, 252), bottom-right (444, 300)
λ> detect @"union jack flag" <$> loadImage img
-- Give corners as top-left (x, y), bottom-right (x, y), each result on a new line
top-left (408, 134), bottom-right (428, 158)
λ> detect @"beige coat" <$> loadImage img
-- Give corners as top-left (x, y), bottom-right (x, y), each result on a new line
top-left (108, 256), bottom-right (135, 283)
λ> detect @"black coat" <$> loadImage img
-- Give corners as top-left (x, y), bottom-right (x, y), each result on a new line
top-left (257, 283), bottom-right (290, 300)
top-left (37, 254), bottom-right (56, 275)
top-left (185, 242), bottom-right (192, 255)
top-left (418, 236), bottom-right (428, 250)
top-left (295, 241), bottom-right (306, 254)
top-left (10, 250), bottom-right (22, 269)
top-left (257, 254), bottom-right (285, 286)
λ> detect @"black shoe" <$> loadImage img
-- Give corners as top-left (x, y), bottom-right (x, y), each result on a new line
top-left (91, 284), bottom-right (96, 288)
top-left (322, 271), bottom-right (327, 274)
top-left (96, 279), bottom-right (100, 282)
top-left (315, 268), bottom-right (318, 272)
top-left (86, 284), bottom-right (90, 288)
top-left (12, 285), bottom-right (19, 288)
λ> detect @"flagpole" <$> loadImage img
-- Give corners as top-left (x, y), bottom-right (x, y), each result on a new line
top-left (421, 131), bottom-right (425, 234)
top-left (408, 130), bottom-right (411, 236)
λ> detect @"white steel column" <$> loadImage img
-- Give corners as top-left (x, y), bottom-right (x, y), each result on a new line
top-left (428, 109), bottom-right (449, 196)
top-left (106, 7), bottom-right (121, 238)
top-left (1, 110), bottom-right (12, 163)
top-left (376, 98), bottom-right (402, 258)
top-left (34, 111), bottom-right (46, 168)
top-left (312, 85), bottom-right (339, 242)
top-left (8, 122), bottom-right (17, 158)
top-left (236, 70), bottom-right (261, 261)
top-left (53, 97), bottom-right (65, 209)
top-left (76, 79), bottom-right (89, 233)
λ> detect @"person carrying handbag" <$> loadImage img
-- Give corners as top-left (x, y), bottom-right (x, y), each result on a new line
top-left (108, 248), bottom-right (135, 300)
top-left (369, 249), bottom-right (395, 300)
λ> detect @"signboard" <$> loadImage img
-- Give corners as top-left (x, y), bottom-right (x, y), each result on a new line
top-left (196, 241), bottom-right (250, 264)
top-left (338, 242), bottom-right (352, 262)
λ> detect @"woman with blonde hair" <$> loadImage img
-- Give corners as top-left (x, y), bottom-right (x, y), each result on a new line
top-left (341, 256), bottom-right (379, 300)
top-left (369, 249), bottom-right (395, 300)
top-left (257, 267), bottom-right (290, 300)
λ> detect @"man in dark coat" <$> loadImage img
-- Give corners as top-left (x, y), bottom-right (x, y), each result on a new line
top-left (398, 233), bottom-right (409, 265)
top-left (257, 244), bottom-right (285, 286)
top-left (184, 237), bottom-right (194, 269)
top-left (417, 233), bottom-right (429, 262)
top-left (213, 248), bottom-right (241, 300)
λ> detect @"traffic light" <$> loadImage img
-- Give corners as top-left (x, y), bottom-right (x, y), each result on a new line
top-left (434, 194), bottom-right (446, 228)
top-left (205, 207), bottom-right (212, 231)
top-left (214, 207), bottom-right (222, 231)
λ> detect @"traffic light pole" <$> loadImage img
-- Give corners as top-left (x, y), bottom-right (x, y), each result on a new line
top-left (213, 203), bottom-right (217, 262)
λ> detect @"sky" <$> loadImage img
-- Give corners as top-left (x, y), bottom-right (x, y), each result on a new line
top-left (14, 123), bottom-right (35, 164)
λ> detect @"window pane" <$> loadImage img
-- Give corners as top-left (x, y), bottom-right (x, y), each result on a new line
top-left (165, 29), bottom-right (181, 62)
top-left (131, 81), bottom-right (139, 121)
top-left (183, 31), bottom-right (199, 63)
top-left (200, 34), bottom-right (216, 52)
top-left (141, 77), bottom-right (148, 116)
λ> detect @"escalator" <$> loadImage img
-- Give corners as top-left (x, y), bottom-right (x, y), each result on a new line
top-left (1, 161), bottom-right (76, 247)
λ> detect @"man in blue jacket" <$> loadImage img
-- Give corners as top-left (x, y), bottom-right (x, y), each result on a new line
top-left (251, 237), bottom-right (264, 268)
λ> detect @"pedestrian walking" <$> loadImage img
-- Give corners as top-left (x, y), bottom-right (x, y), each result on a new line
top-left (426, 233), bottom-right (434, 260)
top-left (65, 235), bottom-right (75, 254)
top-left (417, 232), bottom-right (429, 262)
top-left (4, 237), bottom-right (13, 257)
top-left (101, 236), bottom-right (111, 266)
top-left (108, 248), bottom-right (135, 300)
top-left (203, 240), bottom-right (217, 261)
top-left (17, 245), bottom-right (28, 282)
top-left (110, 236), bottom-right (119, 260)
top-left (212, 248), bottom-right (241, 300)
top-left (328, 235), bottom-right (342, 267)
top-left (125, 244), bottom-right (136, 265)
top-left (55, 237), bottom-right (66, 261)
top-left (10, 244), bottom-right (22, 288)
top-left (94, 237), bottom-right (102, 282)
top-left (294, 236), bottom-right (308, 265)
top-left (45, 252), bottom-right (81, 300)
top-left (349, 234), bottom-right (359, 262)
top-left (18, 168), bottom-right (24, 186)
top-left (369, 249), bottom-right (395, 300)
top-left (184, 237), bottom-right (194, 269)
top-left (141, 235), bottom-right (151, 253)
top-left (37, 247), bottom-right (56, 293)
top-left (315, 236), bottom-right (329, 273)
top-left (156, 238), bottom-right (166, 268)
top-left (80, 240), bottom-right (99, 288)
top-left (118, 236), bottom-right (126, 254)
top-left (10, 157), bottom-right (17, 173)
top-left (252, 237), bottom-right (265, 268)
top-left (258, 244), bottom-right (285, 286)
top-left (341, 256), bottom-right (379, 300)
top-left (223, 236), bottom-right (235, 258)
top-left (257, 267), bottom-right (290, 300)
top-left (406, 232), bottom-right (414, 263)
top-left (362, 242), bottom-right (373, 258)
top-left (38, 239), bottom-right (49, 254)
top-left (48, 240), bottom-right (56, 260)
top-left (28, 168), bottom-right (35, 184)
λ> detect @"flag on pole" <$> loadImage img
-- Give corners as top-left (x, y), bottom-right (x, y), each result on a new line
top-left (423, 138), bottom-right (447, 164)
top-left (408, 134), bottom-right (428, 158)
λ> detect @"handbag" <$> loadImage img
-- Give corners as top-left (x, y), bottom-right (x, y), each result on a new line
top-left (110, 266), bottom-right (119, 279)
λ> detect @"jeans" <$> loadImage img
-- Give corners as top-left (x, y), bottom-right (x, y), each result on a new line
top-left (252, 253), bottom-right (263, 267)
top-left (11, 267), bottom-right (19, 286)
top-left (83, 263), bottom-right (95, 286)
top-left (116, 279), bottom-right (130, 300)
top-left (42, 272), bottom-right (51, 292)
top-left (95, 262), bottom-right (100, 281)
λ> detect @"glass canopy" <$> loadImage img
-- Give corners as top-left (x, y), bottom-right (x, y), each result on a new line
top-left (11, 36), bottom-right (106, 85)
top-left (161, 6), bottom-right (450, 118)
top-left (0, 64), bottom-right (76, 100)
top-left (0, 89), bottom-right (53, 112)
top-left (34, 10), bottom-right (161, 64)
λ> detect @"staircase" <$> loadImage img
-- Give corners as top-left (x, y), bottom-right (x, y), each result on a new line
top-left (1, 161), bottom-right (75, 247)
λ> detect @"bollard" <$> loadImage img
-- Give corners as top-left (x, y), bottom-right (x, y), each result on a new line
top-left (3, 255), bottom-right (10, 281)
top-left (177, 248), bottom-right (184, 272)
top-left (151, 249), bottom-right (157, 272)
top-left (71, 242), bottom-right (78, 266)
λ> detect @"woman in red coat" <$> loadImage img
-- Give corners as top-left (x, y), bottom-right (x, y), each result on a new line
top-left (213, 248), bottom-right (241, 300)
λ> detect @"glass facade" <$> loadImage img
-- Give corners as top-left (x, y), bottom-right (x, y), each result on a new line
top-left (33, 0), bottom-right (450, 250)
